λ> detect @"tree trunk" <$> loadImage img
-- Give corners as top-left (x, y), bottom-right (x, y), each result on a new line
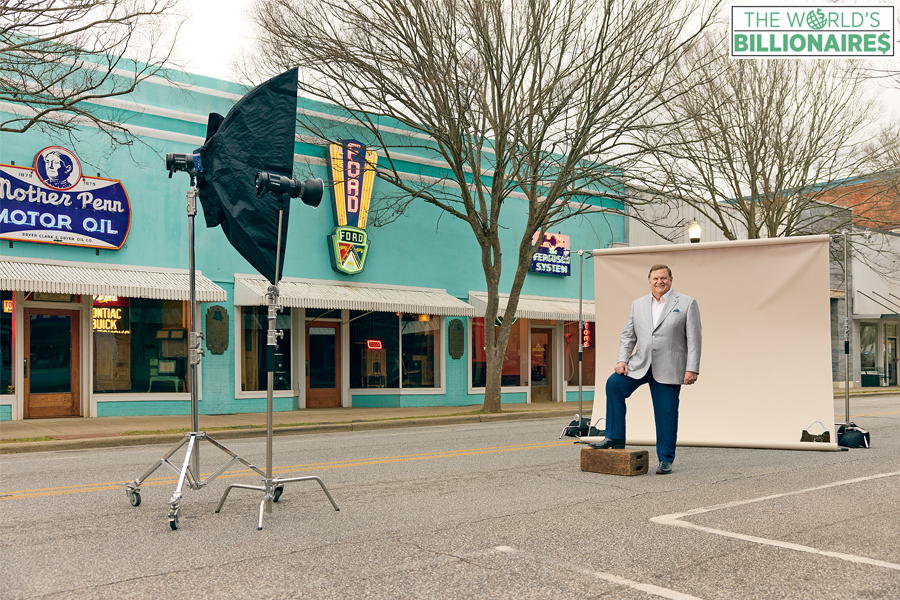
top-left (483, 344), bottom-right (504, 413)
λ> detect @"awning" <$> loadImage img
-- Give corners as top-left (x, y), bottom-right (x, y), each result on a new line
top-left (1, 257), bottom-right (227, 302)
top-left (468, 292), bottom-right (594, 322)
top-left (234, 274), bottom-right (475, 316)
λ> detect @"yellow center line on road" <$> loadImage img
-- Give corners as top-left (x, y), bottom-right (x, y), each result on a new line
top-left (1, 440), bottom-right (571, 501)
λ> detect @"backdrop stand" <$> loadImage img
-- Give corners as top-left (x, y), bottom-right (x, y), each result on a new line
top-left (215, 192), bottom-right (340, 530)
top-left (126, 180), bottom-right (267, 530)
top-left (560, 249), bottom-right (595, 441)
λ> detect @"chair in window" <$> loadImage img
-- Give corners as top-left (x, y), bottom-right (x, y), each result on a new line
top-left (148, 329), bottom-right (187, 392)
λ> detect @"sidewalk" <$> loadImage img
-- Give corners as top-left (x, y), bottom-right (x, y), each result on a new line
top-left (0, 402), bottom-right (594, 454)
top-left (2, 386), bottom-right (897, 455)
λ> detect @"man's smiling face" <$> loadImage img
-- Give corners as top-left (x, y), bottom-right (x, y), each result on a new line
top-left (649, 268), bottom-right (672, 300)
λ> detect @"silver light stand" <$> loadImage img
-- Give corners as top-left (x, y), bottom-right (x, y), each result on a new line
top-left (559, 249), bottom-right (595, 440)
top-left (126, 170), bottom-right (268, 530)
top-left (215, 181), bottom-right (340, 530)
top-left (831, 228), bottom-right (871, 427)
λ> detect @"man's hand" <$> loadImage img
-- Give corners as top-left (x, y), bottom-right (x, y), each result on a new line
top-left (615, 362), bottom-right (628, 376)
top-left (684, 371), bottom-right (698, 385)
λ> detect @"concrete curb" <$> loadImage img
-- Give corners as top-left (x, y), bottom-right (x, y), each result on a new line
top-left (0, 409), bottom-right (580, 454)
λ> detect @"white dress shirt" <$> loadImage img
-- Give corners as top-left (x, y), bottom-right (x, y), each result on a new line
top-left (651, 289), bottom-right (672, 328)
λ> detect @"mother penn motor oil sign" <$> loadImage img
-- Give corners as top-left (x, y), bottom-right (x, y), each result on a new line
top-left (0, 147), bottom-right (131, 250)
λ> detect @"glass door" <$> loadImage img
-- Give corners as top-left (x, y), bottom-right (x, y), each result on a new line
top-left (24, 308), bottom-right (80, 418)
top-left (306, 324), bottom-right (341, 408)
top-left (886, 324), bottom-right (897, 386)
top-left (530, 328), bottom-right (553, 402)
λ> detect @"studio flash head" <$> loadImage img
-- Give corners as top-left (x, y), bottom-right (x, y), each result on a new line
top-left (255, 172), bottom-right (324, 208)
top-left (166, 153), bottom-right (203, 178)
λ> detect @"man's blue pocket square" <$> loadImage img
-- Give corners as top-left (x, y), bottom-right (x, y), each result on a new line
top-left (673, 308), bottom-right (680, 312)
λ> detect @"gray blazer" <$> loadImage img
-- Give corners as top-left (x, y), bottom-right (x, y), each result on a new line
top-left (617, 291), bottom-right (702, 385)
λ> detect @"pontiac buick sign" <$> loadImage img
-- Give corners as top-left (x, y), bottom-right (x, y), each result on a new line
top-left (0, 147), bottom-right (131, 250)
top-left (327, 140), bottom-right (377, 275)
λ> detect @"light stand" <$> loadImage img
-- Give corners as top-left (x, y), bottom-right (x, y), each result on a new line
top-left (215, 174), bottom-right (339, 530)
top-left (559, 249), bottom-right (595, 440)
top-left (831, 229), bottom-right (872, 427)
top-left (126, 168), bottom-right (267, 530)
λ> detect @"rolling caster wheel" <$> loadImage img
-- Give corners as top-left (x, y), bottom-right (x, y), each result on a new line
top-left (127, 489), bottom-right (141, 507)
top-left (168, 506), bottom-right (181, 530)
top-left (273, 485), bottom-right (284, 503)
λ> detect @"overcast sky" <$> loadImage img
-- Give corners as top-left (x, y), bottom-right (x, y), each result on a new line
top-left (171, 1), bottom-right (899, 127)
top-left (171, 0), bottom-right (252, 81)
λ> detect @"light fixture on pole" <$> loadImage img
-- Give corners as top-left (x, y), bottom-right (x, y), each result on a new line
top-left (688, 220), bottom-right (702, 243)
top-left (126, 155), bottom-right (270, 530)
top-left (214, 172), bottom-right (339, 530)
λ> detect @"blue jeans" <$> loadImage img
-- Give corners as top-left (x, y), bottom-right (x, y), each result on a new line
top-left (605, 367), bottom-right (681, 463)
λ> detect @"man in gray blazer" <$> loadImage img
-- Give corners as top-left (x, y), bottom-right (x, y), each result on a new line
top-left (591, 264), bottom-right (701, 474)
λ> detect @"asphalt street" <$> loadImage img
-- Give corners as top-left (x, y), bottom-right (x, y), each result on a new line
top-left (1, 394), bottom-right (898, 599)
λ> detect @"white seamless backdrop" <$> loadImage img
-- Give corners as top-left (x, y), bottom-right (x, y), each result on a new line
top-left (588, 236), bottom-right (838, 451)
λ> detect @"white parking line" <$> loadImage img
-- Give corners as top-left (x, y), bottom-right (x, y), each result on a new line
top-left (493, 546), bottom-right (708, 600)
top-left (651, 470), bottom-right (900, 571)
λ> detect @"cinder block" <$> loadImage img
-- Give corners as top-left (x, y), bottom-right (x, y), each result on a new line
top-left (580, 447), bottom-right (649, 476)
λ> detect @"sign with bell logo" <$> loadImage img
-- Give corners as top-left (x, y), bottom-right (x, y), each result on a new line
top-left (328, 140), bottom-right (377, 275)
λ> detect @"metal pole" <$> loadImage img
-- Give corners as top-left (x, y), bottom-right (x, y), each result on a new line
top-left (265, 204), bottom-right (286, 515)
top-left (844, 231), bottom-right (851, 425)
top-left (577, 250), bottom-right (584, 424)
top-left (187, 181), bottom-right (201, 479)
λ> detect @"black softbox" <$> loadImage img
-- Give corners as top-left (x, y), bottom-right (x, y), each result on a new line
top-left (195, 68), bottom-right (299, 284)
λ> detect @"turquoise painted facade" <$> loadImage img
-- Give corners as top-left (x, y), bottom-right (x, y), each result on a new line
top-left (1, 63), bottom-right (615, 421)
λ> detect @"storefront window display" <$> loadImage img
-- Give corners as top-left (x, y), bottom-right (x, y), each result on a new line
top-left (401, 313), bottom-right (438, 388)
top-left (92, 296), bottom-right (190, 394)
top-left (241, 307), bottom-right (292, 391)
top-left (564, 321), bottom-right (595, 386)
top-left (349, 311), bottom-right (440, 389)
top-left (860, 322), bottom-right (876, 371)
top-left (471, 317), bottom-right (525, 387)
top-left (1, 291), bottom-right (13, 395)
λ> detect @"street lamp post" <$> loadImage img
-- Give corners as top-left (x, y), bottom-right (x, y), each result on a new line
top-left (831, 229), bottom-right (871, 426)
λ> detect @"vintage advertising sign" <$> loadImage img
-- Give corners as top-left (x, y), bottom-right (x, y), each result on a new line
top-left (0, 147), bottom-right (131, 249)
top-left (730, 4), bottom-right (896, 58)
top-left (92, 295), bottom-right (131, 334)
top-left (530, 232), bottom-right (571, 276)
top-left (328, 140), bottom-right (378, 275)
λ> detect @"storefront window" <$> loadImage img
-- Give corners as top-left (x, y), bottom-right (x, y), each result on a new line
top-left (349, 311), bottom-right (399, 388)
top-left (349, 311), bottom-right (440, 389)
top-left (860, 323), bottom-right (876, 371)
top-left (92, 297), bottom-right (190, 394)
top-left (564, 321), bottom-right (595, 386)
top-left (471, 317), bottom-right (524, 387)
top-left (402, 314), bottom-right (437, 388)
top-left (1, 291), bottom-right (13, 395)
top-left (241, 306), bottom-right (292, 391)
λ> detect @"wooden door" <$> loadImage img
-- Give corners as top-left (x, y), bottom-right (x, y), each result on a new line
top-left (24, 308), bottom-right (80, 418)
top-left (306, 324), bottom-right (341, 408)
top-left (530, 328), bottom-right (553, 402)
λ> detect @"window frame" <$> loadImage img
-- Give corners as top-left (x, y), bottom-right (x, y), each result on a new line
top-left (234, 305), bottom-right (298, 399)
top-left (348, 311), bottom-right (446, 396)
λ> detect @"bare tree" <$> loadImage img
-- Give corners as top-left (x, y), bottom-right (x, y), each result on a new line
top-left (643, 31), bottom-right (882, 241)
top-left (245, 0), bottom-right (719, 412)
top-left (1, 0), bottom-right (183, 145)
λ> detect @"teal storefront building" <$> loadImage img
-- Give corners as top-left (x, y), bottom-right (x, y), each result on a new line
top-left (0, 66), bottom-right (623, 422)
